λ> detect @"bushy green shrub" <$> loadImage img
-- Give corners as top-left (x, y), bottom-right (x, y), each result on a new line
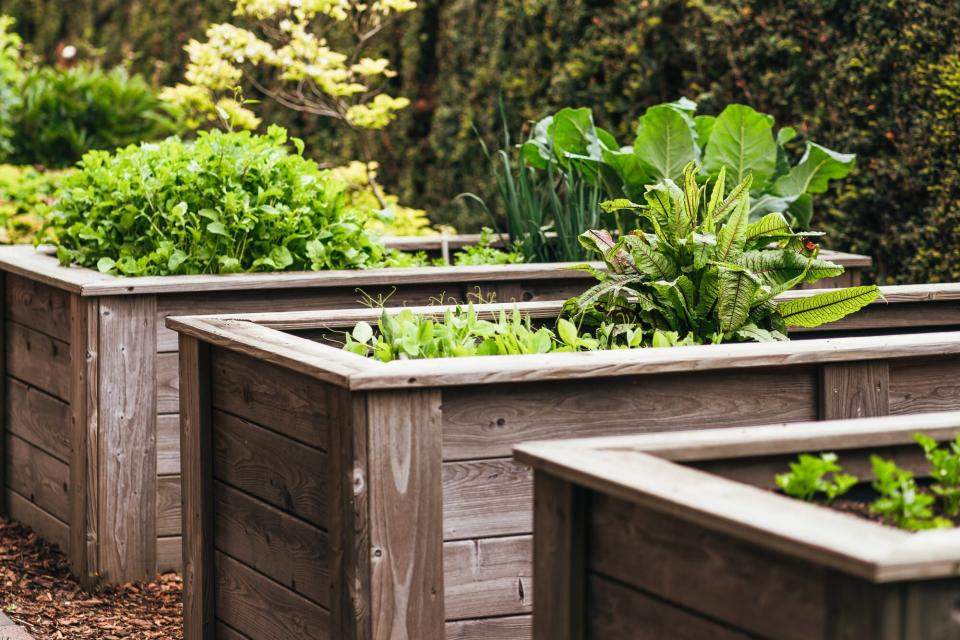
top-left (9, 1), bottom-right (960, 284)
top-left (0, 16), bottom-right (23, 158)
top-left (11, 64), bottom-right (181, 168)
top-left (0, 164), bottom-right (67, 244)
top-left (46, 125), bottom-right (389, 276)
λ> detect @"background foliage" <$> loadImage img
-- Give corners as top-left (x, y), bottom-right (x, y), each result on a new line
top-left (3, 0), bottom-right (959, 282)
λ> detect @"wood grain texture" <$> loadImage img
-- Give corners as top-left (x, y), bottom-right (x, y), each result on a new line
top-left (180, 336), bottom-right (213, 640)
top-left (157, 536), bottom-right (181, 572)
top-left (7, 377), bottom-right (69, 462)
top-left (586, 573), bottom-right (752, 640)
top-left (588, 492), bottom-right (825, 640)
top-left (531, 474), bottom-right (584, 640)
top-left (156, 352), bottom-right (179, 414)
top-left (0, 246), bottom-right (113, 293)
top-left (889, 358), bottom-right (960, 416)
top-left (157, 414), bottom-right (180, 476)
top-left (211, 348), bottom-right (328, 450)
top-left (7, 489), bottom-right (68, 551)
top-left (97, 296), bottom-right (157, 583)
top-left (441, 368), bottom-right (818, 460)
top-left (68, 294), bottom-right (95, 584)
top-left (443, 459), bottom-right (532, 540)
top-left (6, 320), bottom-right (70, 400)
top-left (212, 409), bottom-right (327, 528)
top-left (157, 476), bottom-right (180, 537)
top-left (819, 361), bottom-right (890, 420)
top-left (824, 572), bottom-right (902, 640)
top-left (6, 434), bottom-right (70, 521)
top-left (5, 273), bottom-right (71, 342)
top-left (327, 385), bottom-right (370, 640)
top-left (446, 616), bottom-right (531, 640)
top-left (155, 285), bottom-right (456, 352)
top-left (215, 620), bottom-right (253, 640)
top-left (215, 551), bottom-right (330, 640)
top-left (366, 390), bottom-right (445, 639)
top-left (444, 536), bottom-right (532, 621)
top-left (213, 480), bottom-right (329, 607)
top-left (0, 272), bottom-right (5, 516)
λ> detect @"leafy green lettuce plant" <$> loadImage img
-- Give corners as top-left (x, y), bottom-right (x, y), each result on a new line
top-left (46, 125), bottom-right (389, 275)
top-left (343, 306), bottom-right (599, 362)
top-left (525, 100), bottom-right (855, 228)
top-left (915, 433), bottom-right (960, 517)
top-left (870, 456), bottom-right (952, 531)
top-left (567, 162), bottom-right (879, 345)
top-left (775, 453), bottom-right (857, 502)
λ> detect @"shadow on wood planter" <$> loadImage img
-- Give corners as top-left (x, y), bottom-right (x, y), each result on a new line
top-left (168, 300), bottom-right (960, 640)
top-left (516, 411), bottom-right (960, 640)
top-left (0, 245), bottom-right (597, 587)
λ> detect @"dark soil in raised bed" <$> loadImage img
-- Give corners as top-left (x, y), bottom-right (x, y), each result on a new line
top-left (0, 518), bottom-right (182, 639)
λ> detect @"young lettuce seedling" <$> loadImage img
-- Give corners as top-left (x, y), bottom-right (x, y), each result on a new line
top-left (775, 453), bottom-right (857, 502)
top-left (915, 433), bottom-right (960, 517)
top-left (870, 456), bottom-right (952, 531)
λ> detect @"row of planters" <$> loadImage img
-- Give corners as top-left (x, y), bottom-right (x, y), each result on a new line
top-left (1, 118), bottom-right (959, 640)
top-left (517, 411), bottom-right (960, 639)
top-left (159, 171), bottom-right (960, 638)
top-left (167, 299), bottom-right (960, 639)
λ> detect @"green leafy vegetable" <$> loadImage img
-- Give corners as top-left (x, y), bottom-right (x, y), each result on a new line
top-left (568, 162), bottom-right (879, 344)
top-left (870, 456), bottom-right (952, 531)
top-left (45, 125), bottom-right (389, 275)
top-left (0, 164), bottom-right (68, 244)
top-left (775, 453), bottom-right (857, 502)
top-left (453, 227), bottom-right (525, 266)
top-left (915, 433), bottom-right (960, 517)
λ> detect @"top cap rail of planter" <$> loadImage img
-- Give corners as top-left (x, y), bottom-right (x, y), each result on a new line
top-left (0, 245), bottom-right (593, 296)
top-left (384, 233), bottom-right (876, 267)
top-left (167, 300), bottom-right (960, 389)
top-left (515, 411), bottom-right (960, 582)
top-left (209, 282), bottom-right (960, 330)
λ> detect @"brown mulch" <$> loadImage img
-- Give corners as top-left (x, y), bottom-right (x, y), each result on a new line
top-left (0, 518), bottom-right (182, 639)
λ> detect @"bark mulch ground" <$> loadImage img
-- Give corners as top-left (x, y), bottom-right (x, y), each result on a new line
top-left (0, 518), bottom-right (182, 639)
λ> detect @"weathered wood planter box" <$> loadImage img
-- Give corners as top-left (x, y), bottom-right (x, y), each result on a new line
top-left (386, 233), bottom-right (872, 289)
top-left (0, 245), bottom-right (596, 585)
top-left (516, 411), bottom-right (960, 640)
top-left (169, 300), bottom-right (960, 640)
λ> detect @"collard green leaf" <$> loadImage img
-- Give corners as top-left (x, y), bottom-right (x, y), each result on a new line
top-left (702, 104), bottom-right (778, 188)
top-left (632, 105), bottom-right (699, 184)
top-left (773, 142), bottom-right (857, 197)
top-left (694, 115), bottom-right (716, 150)
top-left (777, 285), bottom-right (880, 328)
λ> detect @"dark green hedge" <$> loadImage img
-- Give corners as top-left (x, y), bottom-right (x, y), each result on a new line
top-left (4, 0), bottom-right (959, 283)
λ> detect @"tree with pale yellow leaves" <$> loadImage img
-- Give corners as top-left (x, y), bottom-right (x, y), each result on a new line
top-left (162, 0), bottom-right (417, 204)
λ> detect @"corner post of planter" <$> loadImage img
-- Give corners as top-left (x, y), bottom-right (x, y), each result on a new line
top-left (68, 293), bottom-right (100, 587)
top-left (362, 388), bottom-right (445, 639)
top-left (819, 360), bottom-right (890, 420)
top-left (96, 295), bottom-right (158, 583)
top-left (179, 334), bottom-right (213, 640)
top-left (532, 471), bottom-right (586, 640)
top-left (0, 270), bottom-right (6, 517)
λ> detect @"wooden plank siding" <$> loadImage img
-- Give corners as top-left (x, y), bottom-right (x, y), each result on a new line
top-left (518, 415), bottom-right (960, 639)
top-left (204, 345), bottom-right (332, 640)
top-left (2, 276), bottom-right (74, 562)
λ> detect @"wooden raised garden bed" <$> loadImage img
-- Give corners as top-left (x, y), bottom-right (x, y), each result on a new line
top-left (385, 233), bottom-right (872, 288)
top-left (0, 244), bottom-right (596, 585)
top-left (168, 302), bottom-right (960, 640)
top-left (516, 411), bottom-right (960, 640)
